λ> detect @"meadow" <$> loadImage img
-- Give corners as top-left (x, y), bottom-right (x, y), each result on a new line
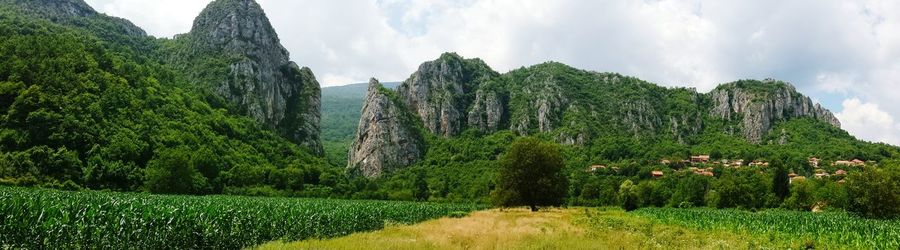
top-left (0, 187), bottom-right (485, 249)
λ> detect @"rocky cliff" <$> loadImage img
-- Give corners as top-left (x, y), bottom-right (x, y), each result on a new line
top-left (397, 53), bottom-right (497, 137)
top-left (176, 0), bottom-right (322, 155)
top-left (347, 79), bottom-right (425, 178)
top-left (709, 80), bottom-right (841, 143)
top-left (350, 53), bottom-right (843, 177)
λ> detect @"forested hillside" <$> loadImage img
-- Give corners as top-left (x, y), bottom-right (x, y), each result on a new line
top-left (0, 0), bottom-right (338, 196)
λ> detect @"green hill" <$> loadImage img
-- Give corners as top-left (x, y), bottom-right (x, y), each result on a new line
top-left (0, 0), bottom-right (335, 196)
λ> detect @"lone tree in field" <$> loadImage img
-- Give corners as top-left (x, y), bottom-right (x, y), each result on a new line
top-left (492, 137), bottom-right (568, 212)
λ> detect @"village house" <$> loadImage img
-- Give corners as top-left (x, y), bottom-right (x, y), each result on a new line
top-left (586, 165), bottom-right (606, 172)
top-left (808, 157), bottom-right (819, 168)
top-left (834, 160), bottom-right (852, 166)
top-left (651, 171), bottom-right (664, 178)
top-left (834, 169), bottom-right (847, 176)
top-left (660, 159), bottom-right (671, 165)
top-left (851, 159), bottom-right (865, 166)
top-left (690, 155), bottom-right (710, 164)
top-left (749, 161), bottom-right (769, 167)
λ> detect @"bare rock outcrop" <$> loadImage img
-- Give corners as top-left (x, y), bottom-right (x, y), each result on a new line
top-left (709, 80), bottom-right (840, 143)
top-left (397, 53), bottom-right (496, 137)
top-left (347, 79), bottom-right (425, 178)
top-left (177, 0), bottom-right (322, 154)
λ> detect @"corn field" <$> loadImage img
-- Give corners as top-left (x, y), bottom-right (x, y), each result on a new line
top-left (0, 187), bottom-right (485, 249)
top-left (633, 208), bottom-right (900, 249)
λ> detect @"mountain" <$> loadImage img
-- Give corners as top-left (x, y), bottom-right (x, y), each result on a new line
top-left (346, 79), bottom-right (426, 177)
top-left (351, 53), bottom-right (896, 178)
top-left (321, 82), bottom-right (400, 165)
top-left (167, 0), bottom-right (322, 155)
top-left (0, 0), bottom-right (332, 195)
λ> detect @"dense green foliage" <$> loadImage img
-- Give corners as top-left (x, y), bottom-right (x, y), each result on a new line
top-left (846, 164), bottom-right (900, 219)
top-left (634, 208), bottom-right (900, 249)
top-left (492, 137), bottom-right (568, 211)
top-left (0, 186), bottom-right (485, 249)
top-left (0, 3), bottom-right (339, 195)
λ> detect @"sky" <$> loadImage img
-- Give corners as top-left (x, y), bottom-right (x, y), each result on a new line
top-left (83, 0), bottom-right (900, 146)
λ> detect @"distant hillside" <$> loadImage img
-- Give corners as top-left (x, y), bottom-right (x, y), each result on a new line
top-left (323, 82), bottom-right (401, 98)
top-left (321, 82), bottom-right (400, 165)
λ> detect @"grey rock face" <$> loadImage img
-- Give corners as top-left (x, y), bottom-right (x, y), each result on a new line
top-left (709, 81), bottom-right (840, 143)
top-left (511, 73), bottom-right (568, 135)
top-left (183, 0), bottom-right (322, 154)
top-left (397, 53), bottom-right (494, 137)
top-left (467, 89), bottom-right (506, 133)
top-left (348, 79), bottom-right (425, 178)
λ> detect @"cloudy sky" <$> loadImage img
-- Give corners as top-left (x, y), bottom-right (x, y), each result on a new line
top-left (83, 0), bottom-right (900, 146)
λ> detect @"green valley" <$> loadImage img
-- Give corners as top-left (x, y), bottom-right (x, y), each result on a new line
top-left (0, 0), bottom-right (898, 249)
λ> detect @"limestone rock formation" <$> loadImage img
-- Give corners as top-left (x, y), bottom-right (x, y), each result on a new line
top-left (397, 53), bottom-right (497, 137)
top-left (177, 0), bottom-right (322, 154)
top-left (511, 72), bottom-right (569, 135)
top-left (709, 80), bottom-right (841, 143)
top-left (467, 88), bottom-right (507, 134)
top-left (347, 79), bottom-right (425, 178)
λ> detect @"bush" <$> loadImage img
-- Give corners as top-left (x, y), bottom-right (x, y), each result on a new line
top-left (846, 164), bottom-right (900, 219)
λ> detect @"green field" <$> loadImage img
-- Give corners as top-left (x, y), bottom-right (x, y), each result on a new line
top-left (632, 208), bottom-right (900, 249)
top-left (0, 187), bottom-right (485, 249)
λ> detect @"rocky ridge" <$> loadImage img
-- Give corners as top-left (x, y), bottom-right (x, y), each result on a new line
top-left (350, 53), bottom-right (843, 177)
top-left (397, 53), bottom-right (497, 137)
top-left (709, 80), bottom-right (841, 143)
top-left (176, 0), bottom-right (322, 155)
top-left (347, 79), bottom-right (425, 178)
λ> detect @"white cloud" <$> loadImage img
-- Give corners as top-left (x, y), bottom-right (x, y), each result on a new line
top-left (836, 98), bottom-right (900, 145)
top-left (84, 0), bottom-right (210, 38)
top-left (81, 0), bottom-right (900, 146)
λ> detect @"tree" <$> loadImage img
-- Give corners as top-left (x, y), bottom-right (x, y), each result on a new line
top-left (773, 161), bottom-right (790, 201)
top-left (846, 164), bottom-right (900, 219)
top-left (143, 149), bottom-right (207, 195)
top-left (492, 137), bottom-right (568, 211)
top-left (413, 170), bottom-right (430, 201)
top-left (618, 179), bottom-right (638, 211)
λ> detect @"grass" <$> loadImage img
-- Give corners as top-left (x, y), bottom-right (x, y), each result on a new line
top-left (257, 208), bottom-right (804, 249)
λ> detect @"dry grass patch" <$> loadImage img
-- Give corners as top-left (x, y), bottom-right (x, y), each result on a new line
top-left (255, 207), bottom-right (799, 250)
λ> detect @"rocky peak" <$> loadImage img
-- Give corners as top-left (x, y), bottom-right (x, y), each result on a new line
top-left (190, 0), bottom-right (283, 55)
top-left (180, 0), bottom-right (323, 155)
top-left (709, 79), bottom-right (840, 143)
top-left (348, 79), bottom-right (425, 178)
top-left (397, 52), bottom-right (497, 137)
